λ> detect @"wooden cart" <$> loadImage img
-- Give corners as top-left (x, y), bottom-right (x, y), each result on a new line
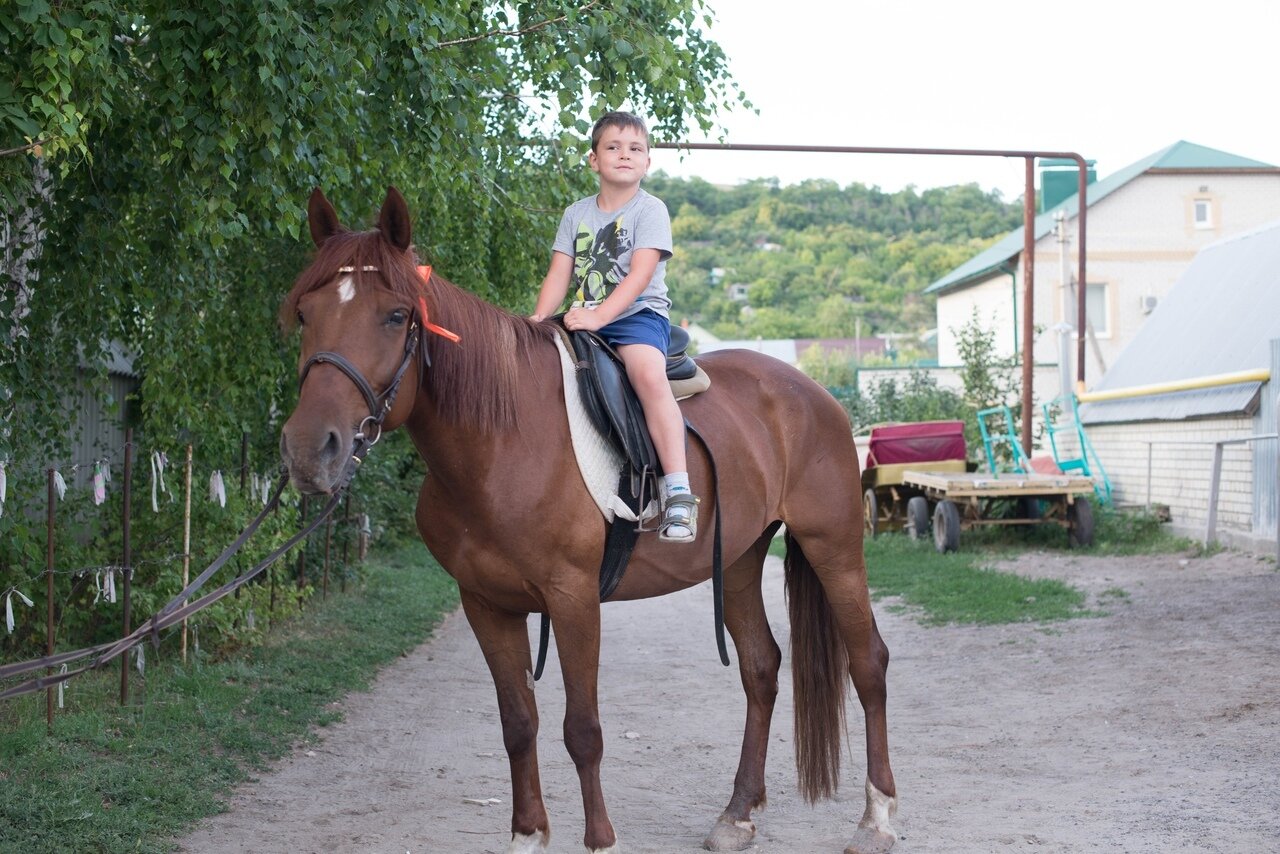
top-left (860, 421), bottom-right (969, 539)
top-left (898, 469), bottom-right (1097, 553)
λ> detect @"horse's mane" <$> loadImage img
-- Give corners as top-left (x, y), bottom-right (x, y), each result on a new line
top-left (281, 228), bottom-right (557, 434)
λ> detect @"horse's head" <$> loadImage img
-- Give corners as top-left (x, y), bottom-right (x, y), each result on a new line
top-left (279, 187), bottom-right (425, 494)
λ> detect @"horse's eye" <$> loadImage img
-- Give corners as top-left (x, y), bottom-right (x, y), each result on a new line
top-left (296, 310), bottom-right (305, 326)
top-left (388, 309), bottom-right (409, 326)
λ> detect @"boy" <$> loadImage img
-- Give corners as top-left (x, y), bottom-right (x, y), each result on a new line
top-left (531, 111), bottom-right (697, 543)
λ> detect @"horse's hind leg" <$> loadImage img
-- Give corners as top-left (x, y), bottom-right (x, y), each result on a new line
top-left (705, 527), bottom-right (783, 852)
top-left (784, 522), bottom-right (897, 854)
top-left (459, 590), bottom-right (551, 852)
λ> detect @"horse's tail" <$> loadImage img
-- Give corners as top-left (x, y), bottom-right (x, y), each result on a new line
top-left (783, 529), bottom-right (849, 803)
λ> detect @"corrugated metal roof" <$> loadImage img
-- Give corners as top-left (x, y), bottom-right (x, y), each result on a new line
top-left (925, 141), bottom-right (1279, 296)
top-left (1080, 219), bottom-right (1280, 424)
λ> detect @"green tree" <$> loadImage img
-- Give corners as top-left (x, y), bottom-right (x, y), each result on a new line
top-left (1, 0), bottom-right (742, 653)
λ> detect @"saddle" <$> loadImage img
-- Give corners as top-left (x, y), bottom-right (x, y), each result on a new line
top-left (556, 320), bottom-right (709, 599)
top-left (534, 321), bottom-right (729, 680)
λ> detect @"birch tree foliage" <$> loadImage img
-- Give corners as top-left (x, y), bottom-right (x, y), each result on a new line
top-left (0, 0), bottom-right (742, 460)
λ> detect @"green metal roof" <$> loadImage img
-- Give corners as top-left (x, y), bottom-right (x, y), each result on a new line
top-left (924, 141), bottom-right (1278, 296)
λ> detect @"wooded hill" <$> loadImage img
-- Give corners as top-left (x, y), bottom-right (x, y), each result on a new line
top-left (643, 173), bottom-right (1023, 350)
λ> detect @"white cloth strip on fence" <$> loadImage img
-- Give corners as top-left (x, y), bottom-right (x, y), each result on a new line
top-left (5, 589), bottom-right (34, 634)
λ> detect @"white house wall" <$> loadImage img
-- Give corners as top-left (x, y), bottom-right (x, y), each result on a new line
top-left (935, 171), bottom-right (1280, 382)
top-left (936, 274), bottom-right (1018, 367)
top-left (1087, 416), bottom-right (1258, 546)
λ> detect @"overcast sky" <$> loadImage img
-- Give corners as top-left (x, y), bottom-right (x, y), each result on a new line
top-left (654, 0), bottom-right (1278, 200)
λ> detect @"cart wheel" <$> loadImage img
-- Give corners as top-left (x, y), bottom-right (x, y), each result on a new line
top-left (863, 488), bottom-right (879, 538)
top-left (933, 499), bottom-right (961, 553)
top-left (906, 496), bottom-right (930, 540)
top-left (1068, 498), bottom-right (1095, 548)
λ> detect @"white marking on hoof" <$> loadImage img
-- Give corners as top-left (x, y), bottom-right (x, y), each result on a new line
top-left (845, 777), bottom-right (898, 853)
top-left (859, 777), bottom-right (898, 834)
top-left (587, 842), bottom-right (621, 854)
top-left (337, 276), bottom-right (356, 303)
top-left (507, 830), bottom-right (548, 854)
top-left (704, 815), bottom-right (756, 851)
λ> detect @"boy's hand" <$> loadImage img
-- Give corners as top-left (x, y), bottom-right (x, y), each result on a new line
top-left (564, 305), bottom-right (607, 332)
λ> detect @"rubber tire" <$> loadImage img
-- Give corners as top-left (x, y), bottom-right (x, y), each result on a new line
top-left (864, 488), bottom-right (879, 538)
top-left (933, 499), bottom-right (961, 553)
top-left (1068, 498), bottom-right (1095, 548)
top-left (906, 496), bottom-right (930, 540)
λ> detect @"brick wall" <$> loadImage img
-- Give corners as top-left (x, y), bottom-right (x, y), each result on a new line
top-left (1087, 417), bottom-right (1256, 538)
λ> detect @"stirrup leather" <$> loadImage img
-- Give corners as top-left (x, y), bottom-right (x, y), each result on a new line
top-left (659, 493), bottom-right (700, 543)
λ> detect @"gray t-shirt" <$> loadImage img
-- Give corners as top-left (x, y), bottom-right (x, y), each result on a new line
top-left (552, 188), bottom-right (673, 320)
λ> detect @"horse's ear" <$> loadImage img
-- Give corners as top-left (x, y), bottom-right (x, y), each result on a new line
top-left (308, 188), bottom-right (343, 248)
top-left (377, 186), bottom-right (413, 253)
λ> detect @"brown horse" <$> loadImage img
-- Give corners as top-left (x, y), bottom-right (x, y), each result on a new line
top-left (279, 187), bottom-right (897, 854)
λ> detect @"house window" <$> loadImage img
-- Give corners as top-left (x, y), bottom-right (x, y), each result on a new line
top-left (1068, 282), bottom-right (1110, 337)
top-left (1193, 198), bottom-right (1213, 229)
top-left (727, 283), bottom-right (749, 302)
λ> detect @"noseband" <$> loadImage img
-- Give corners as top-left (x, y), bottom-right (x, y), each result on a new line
top-left (297, 317), bottom-right (421, 475)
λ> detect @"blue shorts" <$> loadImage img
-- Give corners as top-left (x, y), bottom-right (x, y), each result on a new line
top-left (598, 308), bottom-right (670, 355)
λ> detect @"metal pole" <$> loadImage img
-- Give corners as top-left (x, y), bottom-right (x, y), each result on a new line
top-left (1077, 168), bottom-right (1090, 389)
top-left (1021, 157), bottom-right (1036, 456)
top-left (651, 140), bottom-right (1092, 395)
top-left (120, 429), bottom-right (133, 705)
top-left (181, 444), bottom-right (192, 663)
top-left (239, 432), bottom-right (248, 497)
top-left (45, 468), bottom-right (55, 734)
top-left (1205, 441), bottom-right (1224, 548)
top-left (1152, 445), bottom-right (1162, 512)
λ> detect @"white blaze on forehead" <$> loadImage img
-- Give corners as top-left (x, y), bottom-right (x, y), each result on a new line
top-left (336, 275), bottom-right (356, 304)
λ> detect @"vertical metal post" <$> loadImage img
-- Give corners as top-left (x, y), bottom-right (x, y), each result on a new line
top-left (45, 468), bottom-right (55, 734)
top-left (1076, 166), bottom-right (1090, 389)
top-left (1152, 440), bottom-right (1162, 507)
top-left (120, 429), bottom-right (133, 705)
top-left (181, 444), bottom-right (193, 663)
top-left (1021, 157), bottom-right (1036, 456)
top-left (1205, 441), bottom-right (1224, 547)
top-left (239, 432), bottom-right (249, 497)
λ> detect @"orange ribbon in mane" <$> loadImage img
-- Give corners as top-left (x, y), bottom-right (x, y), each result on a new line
top-left (416, 265), bottom-right (461, 344)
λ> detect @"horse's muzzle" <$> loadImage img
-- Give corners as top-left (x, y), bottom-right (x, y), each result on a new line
top-left (279, 423), bottom-right (350, 495)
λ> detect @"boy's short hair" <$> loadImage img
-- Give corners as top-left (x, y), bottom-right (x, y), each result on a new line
top-left (590, 111), bottom-right (649, 151)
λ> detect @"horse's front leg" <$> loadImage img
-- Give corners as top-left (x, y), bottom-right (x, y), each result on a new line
top-left (459, 589), bottom-right (551, 853)
top-left (705, 533), bottom-right (782, 852)
top-left (548, 594), bottom-right (618, 853)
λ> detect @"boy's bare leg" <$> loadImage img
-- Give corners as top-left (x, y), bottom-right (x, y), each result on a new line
top-left (616, 343), bottom-right (686, 474)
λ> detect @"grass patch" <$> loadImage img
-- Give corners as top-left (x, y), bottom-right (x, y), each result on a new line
top-left (862, 535), bottom-right (1090, 625)
top-left (0, 541), bottom-right (458, 854)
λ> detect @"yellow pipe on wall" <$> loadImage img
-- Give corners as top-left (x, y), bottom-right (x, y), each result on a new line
top-left (1077, 368), bottom-right (1271, 403)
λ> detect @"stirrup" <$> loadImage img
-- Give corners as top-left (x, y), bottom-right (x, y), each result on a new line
top-left (659, 493), bottom-right (699, 543)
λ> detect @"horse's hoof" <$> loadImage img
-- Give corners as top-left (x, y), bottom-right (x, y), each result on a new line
top-left (844, 826), bottom-right (896, 854)
top-left (844, 827), bottom-right (896, 854)
top-left (587, 841), bottom-right (621, 854)
top-left (508, 830), bottom-right (549, 853)
top-left (703, 816), bottom-right (756, 851)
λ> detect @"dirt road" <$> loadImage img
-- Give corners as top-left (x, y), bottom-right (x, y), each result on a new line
top-left (177, 548), bottom-right (1280, 853)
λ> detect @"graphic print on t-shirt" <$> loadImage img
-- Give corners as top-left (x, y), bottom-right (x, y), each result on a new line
top-left (572, 216), bottom-right (630, 303)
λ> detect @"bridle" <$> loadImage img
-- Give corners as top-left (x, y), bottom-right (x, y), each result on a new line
top-left (295, 266), bottom-right (423, 477)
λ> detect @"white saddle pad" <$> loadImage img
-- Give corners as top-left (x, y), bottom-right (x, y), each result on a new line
top-left (555, 335), bottom-right (660, 524)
